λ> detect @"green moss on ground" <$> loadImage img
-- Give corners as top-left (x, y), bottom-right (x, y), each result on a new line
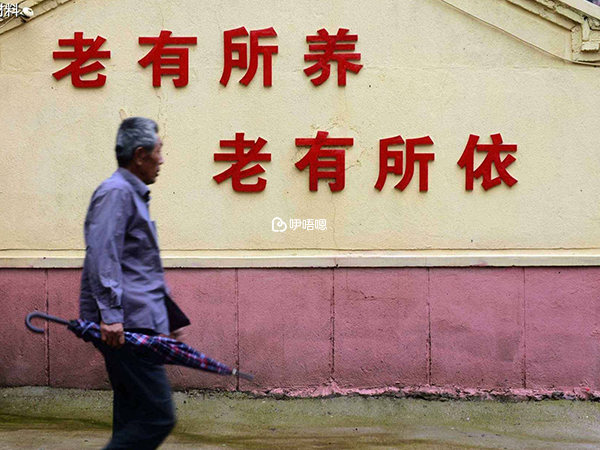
top-left (2, 388), bottom-right (600, 449)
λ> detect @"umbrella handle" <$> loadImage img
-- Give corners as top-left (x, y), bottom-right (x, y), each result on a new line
top-left (25, 312), bottom-right (71, 333)
top-left (232, 369), bottom-right (254, 382)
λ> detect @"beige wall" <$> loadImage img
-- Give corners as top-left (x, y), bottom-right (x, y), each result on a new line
top-left (1, 0), bottom-right (599, 258)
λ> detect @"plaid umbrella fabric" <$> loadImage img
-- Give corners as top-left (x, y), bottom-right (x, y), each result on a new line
top-left (26, 312), bottom-right (253, 381)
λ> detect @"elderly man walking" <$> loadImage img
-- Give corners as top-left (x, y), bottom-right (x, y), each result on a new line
top-left (79, 117), bottom-right (188, 449)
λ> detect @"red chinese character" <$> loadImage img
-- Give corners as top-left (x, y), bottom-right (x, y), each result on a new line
top-left (213, 133), bottom-right (271, 192)
top-left (138, 30), bottom-right (197, 87)
top-left (52, 32), bottom-right (111, 88)
top-left (295, 131), bottom-right (353, 192)
top-left (375, 135), bottom-right (435, 192)
top-left (458, 133), bottom-right (518, 191)
top-left (220, 27), bottom-right (278, 87)
top-left (304, 28), bottom-right (362, 86)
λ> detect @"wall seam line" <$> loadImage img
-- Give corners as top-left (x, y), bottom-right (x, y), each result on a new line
top-left (523, 267), bottom-right (527, 389)
top-left (331, 268), bottom-right (336, 382)
top-left (235, 269), bottom-right (240, 392)
top-left (45, 268), bottom-right (50, 387)
top-left (427, 268), bottom-right (432, 385)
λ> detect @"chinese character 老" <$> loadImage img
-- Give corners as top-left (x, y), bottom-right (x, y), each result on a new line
top-left (52, 32), bottom-right (111, 88)
top-left (213, 133), bottom-right (271, 192)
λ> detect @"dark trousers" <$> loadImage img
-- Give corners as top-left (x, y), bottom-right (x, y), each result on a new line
top-left (97, 343), bottom-right (176, 450)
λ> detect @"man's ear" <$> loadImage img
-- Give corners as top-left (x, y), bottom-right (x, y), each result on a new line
top-left (132, 146), bottom-right (146, 166)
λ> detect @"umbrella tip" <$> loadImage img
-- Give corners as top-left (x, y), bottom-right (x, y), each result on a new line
top-left (235, 370), bottom-right (254, 382)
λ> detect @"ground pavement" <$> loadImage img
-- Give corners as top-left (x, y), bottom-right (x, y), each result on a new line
top-left (1, 387), bottom-right (600, 449)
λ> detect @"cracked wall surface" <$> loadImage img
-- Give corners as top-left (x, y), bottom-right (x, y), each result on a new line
top-left (2, 0), bottom-right (600, 395)
top-left (506, 0), bottom-right (600, 60)
top-left (1, 0), bottom-right (600, 256)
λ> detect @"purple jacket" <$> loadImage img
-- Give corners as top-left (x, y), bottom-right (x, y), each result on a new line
top-left (79, 168), bottom-right (170, 335)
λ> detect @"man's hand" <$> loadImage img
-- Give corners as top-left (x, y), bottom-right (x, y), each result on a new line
top-left (170, 328), bottom-right (187, 341)
top-left (165, 328), bottom-right (187, 342)
top-left (100, 321), bottom-right (125, 348)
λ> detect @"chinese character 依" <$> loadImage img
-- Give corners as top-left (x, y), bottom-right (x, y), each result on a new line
top-left (457, 133), bottom-right (517, 191)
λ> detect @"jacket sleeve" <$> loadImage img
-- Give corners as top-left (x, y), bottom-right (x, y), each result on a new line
top-left (84, 188), bottom-right (130, 324)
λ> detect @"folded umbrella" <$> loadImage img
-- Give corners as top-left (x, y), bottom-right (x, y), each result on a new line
top-left (26, 312), bottom-right (253, 381)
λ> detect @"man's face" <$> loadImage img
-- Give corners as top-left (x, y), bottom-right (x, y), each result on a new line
top-left (137, 137), bottom-right (164, 185)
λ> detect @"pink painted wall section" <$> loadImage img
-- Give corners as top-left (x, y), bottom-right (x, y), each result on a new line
top-left (0, 269), bottom-right (47, 386)
top-left (238, 269), bottom-right (332, 391)
top-left (526, 268), bottom-right (600, 389)
top-left (430, 268), bottom-right (525, 389)
top-left (164, 270), bottom-right (237, 391)
top-left (47, 269), bottom-right (108, 389)
top-left (3, 267), bottom-right (600, 392)
top-left (334, 268), bottom-right (428, 388)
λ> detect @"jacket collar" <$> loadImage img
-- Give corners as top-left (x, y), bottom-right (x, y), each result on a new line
top-left (117, 168), bottom-right (150, 201)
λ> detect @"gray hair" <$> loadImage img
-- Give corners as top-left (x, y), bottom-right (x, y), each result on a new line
top-left (115, 117), bottom-right (159, 167)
